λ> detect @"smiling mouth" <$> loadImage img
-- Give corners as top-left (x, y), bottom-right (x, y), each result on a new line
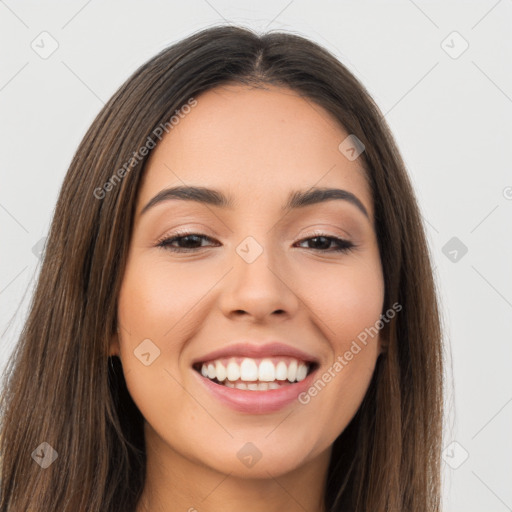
top-left (192, 356), bottom-right (319, 391)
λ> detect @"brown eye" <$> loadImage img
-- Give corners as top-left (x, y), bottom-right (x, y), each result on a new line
top-left (157, 233), bottom-right (218, 252)
top-left (295, 235), bottom-right (355, 253)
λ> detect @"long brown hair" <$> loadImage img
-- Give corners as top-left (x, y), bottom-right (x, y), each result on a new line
top-left (0, 25), bottom-right (443, 511)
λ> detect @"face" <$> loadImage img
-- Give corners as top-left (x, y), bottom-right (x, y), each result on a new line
top-left (112, 84), bottom-right (385, 479)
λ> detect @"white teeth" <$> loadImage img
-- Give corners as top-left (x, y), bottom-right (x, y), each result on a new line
top-left (226, 361), bottom-right (240, 381)
top-left (240, 358), bottom-right (259, 381)
top-left (275, 361), bottom-right (288, 380)
top-left (258, 359), bottom-right (275, 381)
top-left (296, 363), bottom-right (308, 382)
top-left (287, 360), bottom-right (297, 382)
top-left (215, 361), bottom-right (226, 382)
top-left (199, 357), bottom-right (313, 385)
top-left (230, 381), bottom-right (286, 391)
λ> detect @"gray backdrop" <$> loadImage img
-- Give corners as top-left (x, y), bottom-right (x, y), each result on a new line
top-left (1, 1), bottom-right (511, 510)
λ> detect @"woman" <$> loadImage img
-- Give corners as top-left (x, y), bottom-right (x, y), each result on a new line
top-left (0, 25), bottom-right (443, 512)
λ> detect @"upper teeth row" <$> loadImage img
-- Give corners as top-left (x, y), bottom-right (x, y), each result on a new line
top-left (200, 358), bottom-right (309, 383)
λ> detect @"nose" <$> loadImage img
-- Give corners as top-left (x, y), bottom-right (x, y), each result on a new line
top-left (218, 245), bottom-right (300, 323)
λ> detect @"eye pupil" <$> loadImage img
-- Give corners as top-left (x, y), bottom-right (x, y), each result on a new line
top-left (310, 236), bottom-right (330, 250)
top-left (180, 235), bottom-right (202, 248)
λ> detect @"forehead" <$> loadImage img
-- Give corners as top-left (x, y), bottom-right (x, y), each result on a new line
top-left (138, 84), bottom-right (372, 219)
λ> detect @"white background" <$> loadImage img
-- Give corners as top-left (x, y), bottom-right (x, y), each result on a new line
top-left (1, 1), bottom-right (511, 510)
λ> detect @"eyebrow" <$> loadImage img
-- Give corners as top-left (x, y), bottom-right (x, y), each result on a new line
top-left (140, 185), bottom-right (369, 219)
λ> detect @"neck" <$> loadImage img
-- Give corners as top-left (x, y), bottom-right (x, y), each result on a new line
top-left (136, 424), bottom-right (330, 512)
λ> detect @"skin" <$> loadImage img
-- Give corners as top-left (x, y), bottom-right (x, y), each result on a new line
top-left (110, 84), bottom-right (386, 512)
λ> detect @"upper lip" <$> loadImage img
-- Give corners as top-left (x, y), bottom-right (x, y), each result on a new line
top-left (192, 341), bottom-right (320, 365)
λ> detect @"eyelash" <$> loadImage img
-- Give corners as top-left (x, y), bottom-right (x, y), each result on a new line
top-left (155, 230), bottom-right (356, 254)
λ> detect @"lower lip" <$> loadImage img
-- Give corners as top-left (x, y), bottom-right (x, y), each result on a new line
top-left (192, 367), bottom-right (318, 414)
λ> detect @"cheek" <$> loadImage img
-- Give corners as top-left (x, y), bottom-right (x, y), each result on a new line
top-left (117, 256), bottom-right (215, 339)
top-left (294, 257), bottom-right (384, 446)
top-left (306, 258), bottom-right (384, 347)
top-left (115, 259), bottom-right (193, 410)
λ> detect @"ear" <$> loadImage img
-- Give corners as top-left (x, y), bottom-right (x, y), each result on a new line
top-left (377, 325), bottom-right (390, 356)
top-left (109, 327), bottom-right (121, 357)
